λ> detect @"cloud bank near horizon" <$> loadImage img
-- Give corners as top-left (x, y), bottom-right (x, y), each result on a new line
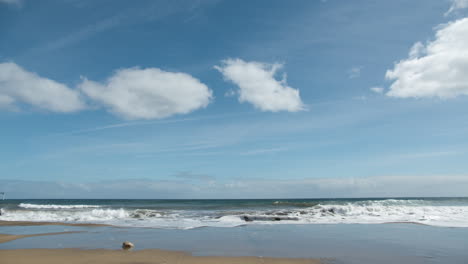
top-left (2, 174), bottom-right (468, 199)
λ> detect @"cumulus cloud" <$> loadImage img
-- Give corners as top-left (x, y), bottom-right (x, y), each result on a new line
top-left (215, 59), bottom-right (306, 112)
top-left (370, 87), bottom-right (384, 94)
top-left (446, 0), bottom-right (468, 15)
top-left (385, 18), bottom-right (468, 98)
top-left (0, 62), bottom-right (212, 119)
top-left (79, 67), bottom-right (213, 119)
top-left (0, 62), bottom-right (86, 112)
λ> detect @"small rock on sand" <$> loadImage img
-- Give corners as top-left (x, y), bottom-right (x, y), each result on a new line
top-left (122, 241), bottom-right (134, 250)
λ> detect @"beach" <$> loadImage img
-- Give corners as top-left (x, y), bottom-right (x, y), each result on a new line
top-left (0, 231), bottom-right (81, 244)
top-left (2, 220), bottom-right (468, 264)
top-left (0, 221), bottom-right (321, 264)
top-left (2, 0), bottom-right (468, 262)
top-left (0, 248), bottom-right (320, 264)
top-left (1, 199), bottom-right (468, 263)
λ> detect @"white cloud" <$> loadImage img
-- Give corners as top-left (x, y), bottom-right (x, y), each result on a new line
top-left (79, 67), bottom-right (212, 119)
top-left (370, 87), bottom-right (384, 94)
top-left (348, 66), bottom-right (362, 78)
top-left (0, 62), bottom-right (212, 119)
top-left (386, 18), bottom-right (468, 98)
top-left (446, 0), bottom-right (468, 15)
top-left (408, 42), bottom-right (425, 59)
top-left (215, 59), bottom-right (306, 112)
top-left (0, 62), bottom-right (86, 112)
top-left (0, 94), bottom-right (15, 109)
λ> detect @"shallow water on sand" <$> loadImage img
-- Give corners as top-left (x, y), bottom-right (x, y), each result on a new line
top-left (1, 223), bottom-right (467, 264)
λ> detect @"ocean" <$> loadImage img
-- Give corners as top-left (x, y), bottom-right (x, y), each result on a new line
top-left (1, 197), bottom-right (468, 229)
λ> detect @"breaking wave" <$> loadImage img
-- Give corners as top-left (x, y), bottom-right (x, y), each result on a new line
top-left (1, 199), bottom-right (468, 229)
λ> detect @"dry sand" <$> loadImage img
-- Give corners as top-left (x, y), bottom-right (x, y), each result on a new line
top-left (0, 248), bottom-right (321, 264)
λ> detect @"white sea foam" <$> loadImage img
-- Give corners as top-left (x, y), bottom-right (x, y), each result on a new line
top-left (295, 203), bottom-right (468, 227)
top-left (2, 200), bottom-right (468, 229)
top-left (0, 208), bottom-right (246, 229)
top-left (18, 203), bottom-right (102, 209)
top-left (0, 208), bottom-right (129, 222)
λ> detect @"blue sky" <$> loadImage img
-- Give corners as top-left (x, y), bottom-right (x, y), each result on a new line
top-left (1, 0), bottom-right (468, 198)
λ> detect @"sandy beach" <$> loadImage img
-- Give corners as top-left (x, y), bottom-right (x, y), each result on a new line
top-left (2, 214), bottom-right (468, 263)
top-left (0, 221), bottom-right (321, 264)
top-left (0, 231), bottom-right (81, 244)
top-left (0, 248), bottom-right (321, 264)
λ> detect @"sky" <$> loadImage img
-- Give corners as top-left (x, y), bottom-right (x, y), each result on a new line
top-left (1, 0), bottom-right (468, 198)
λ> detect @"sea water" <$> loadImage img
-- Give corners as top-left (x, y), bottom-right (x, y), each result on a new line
top-left (1, 198), bottom-right (468, 228)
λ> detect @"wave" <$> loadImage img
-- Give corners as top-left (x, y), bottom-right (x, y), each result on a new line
top-left (1, 199), bottom-right (467, 229)
top-left (1, 208), bottom-right (129, 222)
top-left (298, 202), bottom-right (468, 227)
top-left (18, 203), bottom-right (102, 209)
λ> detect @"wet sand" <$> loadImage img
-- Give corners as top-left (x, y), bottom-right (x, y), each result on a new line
top-left (0, 221), bottom-right (321, 264)
top-left (3, 220), bottom-right (467, 263)
top-left (0, 248), bottom-right (321, 264)
top-left (0, 231), bottom-right (82, 244)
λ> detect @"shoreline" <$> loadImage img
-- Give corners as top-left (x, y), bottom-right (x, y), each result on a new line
top-left (2, 221), bottom-right (468, 263)
top-left (0, 220), bottom-right (111, 227)
top-left (0, 219), bottom-right (442, 228)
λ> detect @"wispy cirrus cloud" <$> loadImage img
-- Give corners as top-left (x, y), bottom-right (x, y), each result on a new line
top-left (25, 1), bottom-right (220, 54)
top-left (240, 147), bottom-right (288, 156)
top-left (370, 87), bottom-right (384, 94)
top-left (56, 113), bottom-right (244, 135)
top-left (348, 66), bottom-right (362, 79)
top-left (446, 0), bottom-right (468, 15)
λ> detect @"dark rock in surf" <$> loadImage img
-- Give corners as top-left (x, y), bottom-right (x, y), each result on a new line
top-left (242, 216), bottom-right (253, 222)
